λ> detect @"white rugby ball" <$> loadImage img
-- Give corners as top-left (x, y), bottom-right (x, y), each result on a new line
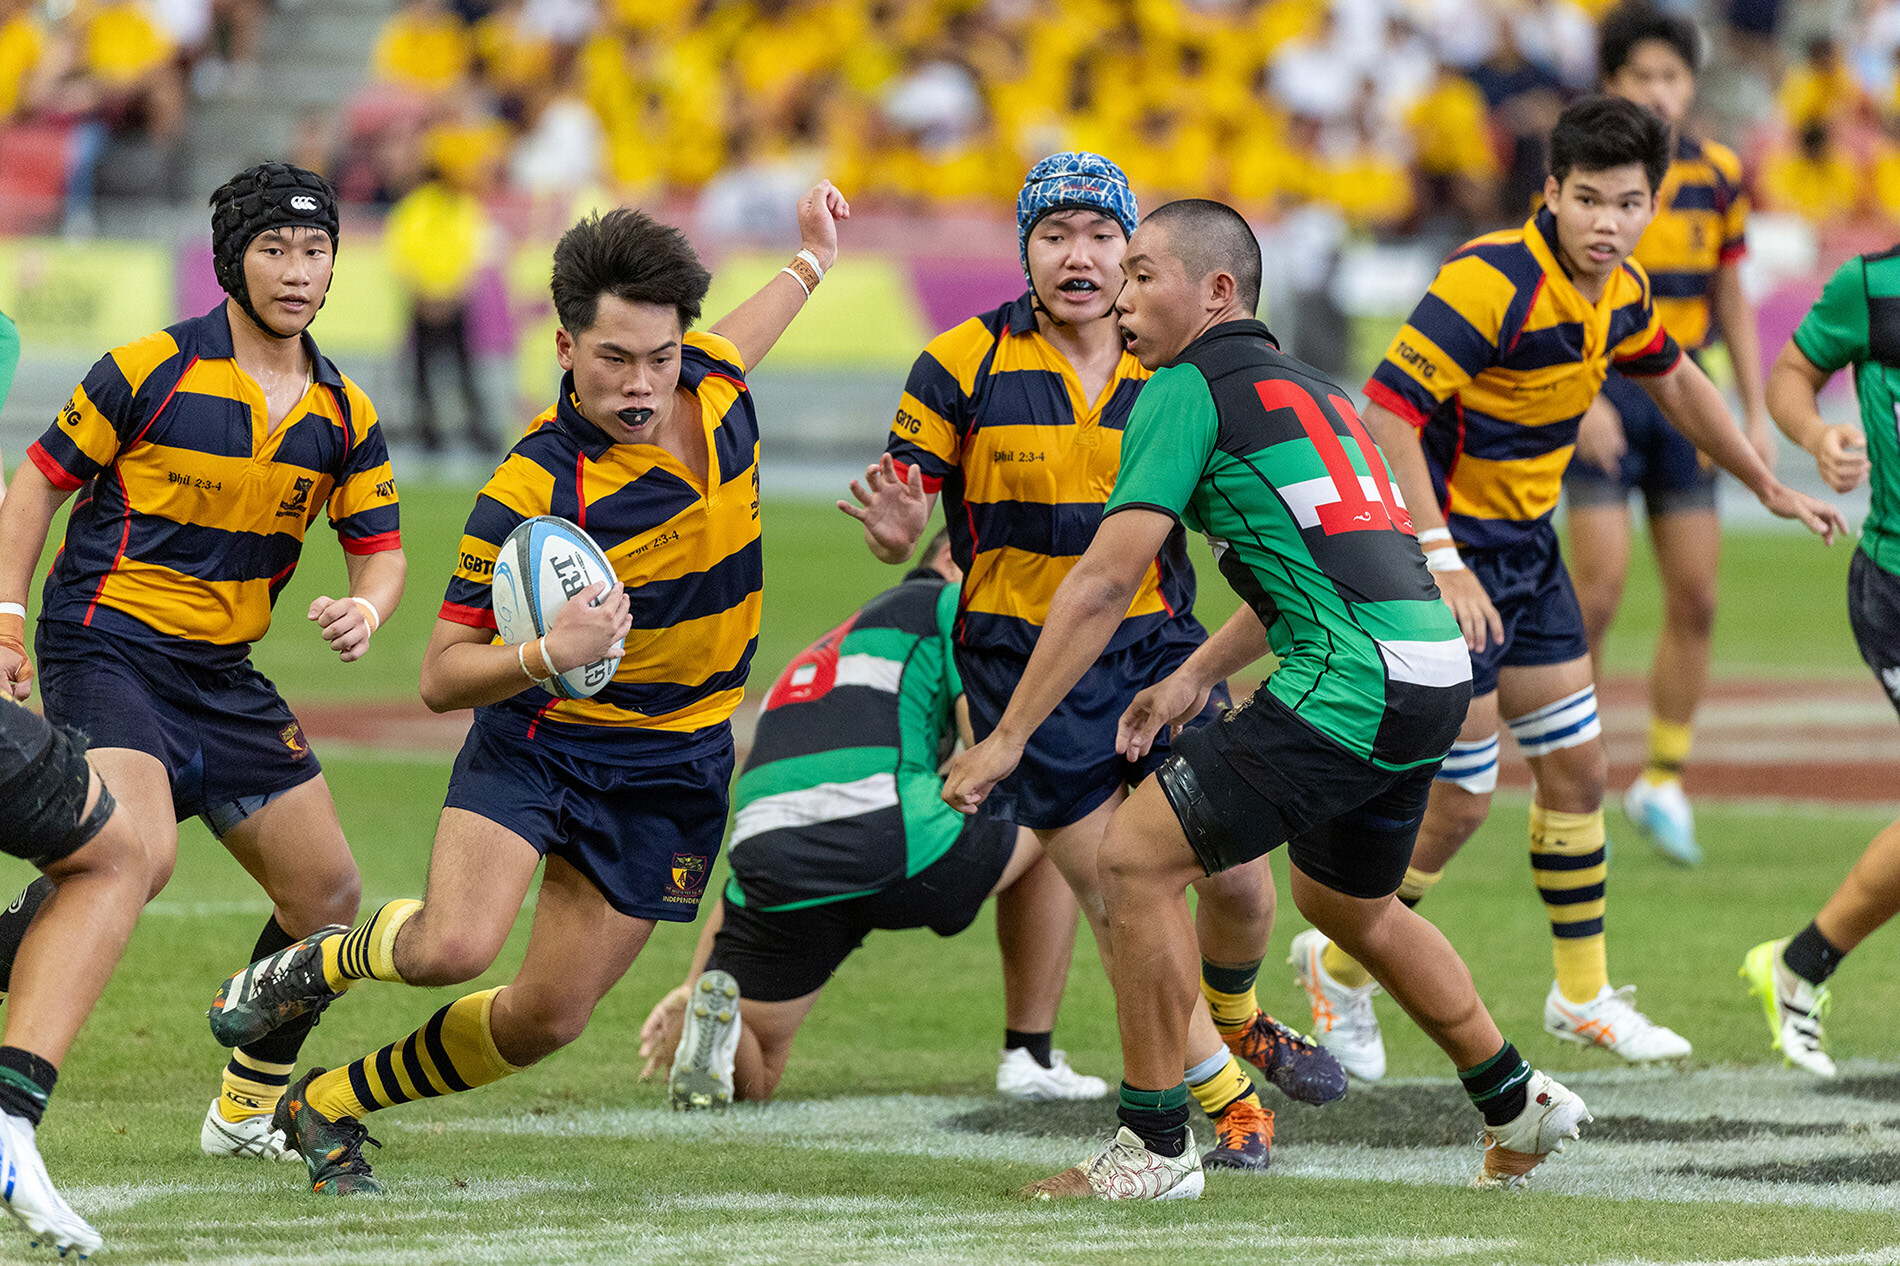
top-left (491, 515), bottom-right (620, 699)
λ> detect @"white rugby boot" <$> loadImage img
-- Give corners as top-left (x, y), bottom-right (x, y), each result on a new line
top-left (1024, 1126), bottom-right (1204, 1200)
top-left (201, 1098), bottom-right (299, 1160)
top-left (1472, 1070), bottom-right (1591, 1189)
top-left (1624, 776), bottom-right (1702, 867)
top-left (670, 970), bottom-right (742, 1111)
top-left (1543, 982), bottom-right (1692, 1062)
top-left (1741, 938), bottom-right (1836, 1076)
top-left (1289, 928), bottom-right (1386, 1082)
top-left (0, 1109), bottom-right (102, 1257)
top-left (996, 1048), bottom-right (1109, 1101)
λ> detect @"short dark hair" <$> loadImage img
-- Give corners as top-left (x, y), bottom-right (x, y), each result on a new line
top-left (1548, 94), bottom-right (1671, 193)
top-left (1598, 4), bottom-right (1702, 81)
top-left (918, 527), bottom-right (951, 566)
top-left (1142, 199), bottom-right (1262, 313)
top-left (550, 208), bottom-right (712, 335)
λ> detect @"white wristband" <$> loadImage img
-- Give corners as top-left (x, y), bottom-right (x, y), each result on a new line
top-left (795, 248), bottom-right (825, 281)
top-left (779, 266), bottom-right (812, 298)
top-left (518, 638), bottom-right (551, 684)
top-left (1424, 546), bottom-right (1466, 573)
top-left (1416, 528), bottom-right (1453, 546)
top-left (350, 596), bottom-right (380, 636)
top-left (0, 603), bottom-right (24, 620)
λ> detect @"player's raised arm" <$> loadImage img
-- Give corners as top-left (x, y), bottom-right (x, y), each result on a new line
top-left (1635, 354), bottom-right (1847, 540)
top-left (708, 180), bottom-right (849, 372)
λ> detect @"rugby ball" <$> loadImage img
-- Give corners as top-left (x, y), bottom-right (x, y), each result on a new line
top-left (491, 516), bottom-right (620, 699)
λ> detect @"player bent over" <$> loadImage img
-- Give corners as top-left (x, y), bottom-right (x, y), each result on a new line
top-left (1743, 247), bottom-right (1900, 1073)
top-left (0, 698), bottom-right (150, 1254)
top-left (946, 200), bottom-right (1588, 1199)
top-left (1307, 97), bottom-right (1845, 1079)
top-left (0, 164), bottom-right (405, 1160)
top-left (205, 185), bottom-right (848, 1195)
top-left (637, 532), bottom-right (1106, 1105)
top-left (846, 154), bottom-right (1340, 1165)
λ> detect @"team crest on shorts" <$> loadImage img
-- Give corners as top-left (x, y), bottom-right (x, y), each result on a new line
top-left (280, 722), bottom-right (309, 757)
top-left (667, 853), bottom-right (707, 901)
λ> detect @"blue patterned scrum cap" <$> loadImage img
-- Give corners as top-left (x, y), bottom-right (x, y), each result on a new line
top-left (1015, 152), bottom-right (1138, 280)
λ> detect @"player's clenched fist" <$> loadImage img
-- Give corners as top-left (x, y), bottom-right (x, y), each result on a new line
top-left (796, 180), bottom-right (850, 273)
top-left (0, 612), bottom-right (33, 701)
top-left (941, 733), bottom-right (1025, 815)
top-left (545, 581), bottom-right (631, 673)
top-left (308, 595), bottom-right (379, 663)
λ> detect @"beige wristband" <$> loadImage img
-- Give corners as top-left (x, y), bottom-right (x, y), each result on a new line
top-left (350, 596), bottom-right (380, 636)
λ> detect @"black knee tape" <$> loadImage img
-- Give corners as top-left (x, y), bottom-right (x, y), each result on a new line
top-left (0, 716), bottom-right (103, 867)
top-left (1155, 755), bottom-right (1223, 877)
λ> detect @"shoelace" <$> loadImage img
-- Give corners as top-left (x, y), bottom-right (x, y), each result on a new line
top-left (1785, 988), bottom-right (1832, 1045)
top-left (328, 1124), bottom-right (383, 1176)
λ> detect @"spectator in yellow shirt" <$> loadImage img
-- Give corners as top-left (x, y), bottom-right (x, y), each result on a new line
top-left (373, 0), bottom-right (473, 95)
top-left (1764, 123), bottom-right (1865, 224)
top-left (0, 0), bottom-right (50, 120)
top-left (1407, 64), bottom-right (1499, 225)
top-left (384, 169), bottom-right (499, 453)
top-left (1778, 35), bottom-right (1868, 131)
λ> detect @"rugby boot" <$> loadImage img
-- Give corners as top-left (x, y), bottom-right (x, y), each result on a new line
top-left (1624, 777), bottom-right (1702, 867)
top-left (996, 1048), bottom-right (1109, 1101)
top-left (0, 1109), bottom-right (102, 1258)
top-left (1201, 1095), bottom-right (1274, 1171)
top-left (1222, 1010), bottom-right (1347, 1105)
top-left (1472, 1070), bottom-right (1590, 1189)
top-left (1543, 982), bottom-right (1691, 1062)
top-left (200, 1098), bottom-right (299, 1161)
top-left (1024, 1126), bottom-right (1204, 1201)
top-left (274, 1069), bottom-right (382, 1196)
top-left (208, 924), bottom-right (349, 1048)
top-left (1289, 929), bottom-right (1386, 1082)
top-left (1742, 938), bottom-right (1836, 1076)
top-left (670, 971), bottom-right (742, 1111)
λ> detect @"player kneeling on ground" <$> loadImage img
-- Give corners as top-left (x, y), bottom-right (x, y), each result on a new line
top-left (637, 532), bottom-right (1107, 1105)
top-left (944, 199), bottom-right (1591, 1200)
top-left (204, 184), bottom-right (847, 1195)
top-left (0, 697), bottom-right (150, 1255)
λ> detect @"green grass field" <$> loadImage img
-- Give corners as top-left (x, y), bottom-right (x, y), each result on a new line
top-left (4, 486), bottom-right (1898, 1262)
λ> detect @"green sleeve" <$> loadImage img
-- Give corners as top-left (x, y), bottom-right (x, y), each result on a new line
top-left (0, 312), bottom-right (19, 413)
top-left (1792, 259), bottom-right (1870, 373)
top-left (1104, 364), bottom-right (1219, 523)
top-left (936, 580), bottom-right (962, 700)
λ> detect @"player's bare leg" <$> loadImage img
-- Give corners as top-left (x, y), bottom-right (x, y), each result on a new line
top-left (994, 839), bottom-right (1078, 1036)
top-left (729, 992), bottom-right (820, 1102)
top-left (1815, 819), bottom-right (1900, 952)
top-left (219, 775), bottom-right (361, 938)
top-left (393, 810), bottom-right (543, 986)
top-left (85, 748), bottom-right (179, 899)
top-left (1567, 502), bottom-right (1633, 683)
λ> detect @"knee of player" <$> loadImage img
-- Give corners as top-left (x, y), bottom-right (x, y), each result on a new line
top-left (1536, 743), bottom-right (1608, 810)
top-left (506, 994), bottom-right (595, 1060)
top-left (1665, 583), bottom-right (1718, 639)
top-left (1194, 861), bottom-right (1271, 922)
top-left (402, 930), bottom-right (500, 987)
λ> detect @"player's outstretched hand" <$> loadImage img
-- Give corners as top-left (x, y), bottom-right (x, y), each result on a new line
top-left (1118, 670), bottom-right (1211, 762)
top-left (839, 453), bottom-right (929, 563)
top-left (1811, 424), bottom-right (1870, 494)
top-left (942, 733), bottom-right (1025, 815)
top-left (1435, 567), bottom-right (1505, 654)
top-left (638, 983), bottom-right (690, 1080)
top-left (308, 595), bottom-right (374, 663)
top-left (1759, 480), bottom-right (1850, 545)
top-left (797, 179), bottom-right (850, 272)
top-left (546, 581), bottom-right (632, 673)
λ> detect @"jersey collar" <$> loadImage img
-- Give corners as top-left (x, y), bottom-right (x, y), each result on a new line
top-left (1002, 291), bottom-right (1040, 336)
top-left (552, 371), bottom-right (619, 461)
top-left (1168, 317), bottom-right (1280, 366)
top-left (191, 303), bottom-right (343, 387)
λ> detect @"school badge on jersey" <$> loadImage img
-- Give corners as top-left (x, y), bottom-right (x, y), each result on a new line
top-left (668, 853), bottom-right (708, 901)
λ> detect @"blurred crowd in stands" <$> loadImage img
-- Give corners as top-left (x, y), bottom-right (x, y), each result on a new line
top-left (330, 0), bottom-right (1900, 240)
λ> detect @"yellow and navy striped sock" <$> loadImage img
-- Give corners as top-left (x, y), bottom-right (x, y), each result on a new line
top-left (219, 1049), bottom-right (293, 1122)
top-left (1200, 958), bottom-right (1262, 1035)
top-left (1642, 717), bottom-right (1693, 786)
top-left (304, 987), bottom-right (524, 1122)
top-left (1184, 1049), bottom-right (1256, 1117)
top-left (321, 899), bottom-right (423, 989)
top-left (1529, 805), bottom-right (1608, 1003)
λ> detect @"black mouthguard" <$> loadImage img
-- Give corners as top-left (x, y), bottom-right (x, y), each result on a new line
top-left (617, 407), bottom-right (654, 426)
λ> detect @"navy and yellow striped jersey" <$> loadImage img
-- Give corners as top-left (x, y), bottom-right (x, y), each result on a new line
top-left (27, 307), bottom-right (400, 661)
top-left (440, 331), bottom-right (761, 764)
top-left (882, 292), bottom-right (1196, 656)
top-left (1632, 134), bottom-right (1748, 351)
top-left (1365, 209), bottom-right (1682, 551)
